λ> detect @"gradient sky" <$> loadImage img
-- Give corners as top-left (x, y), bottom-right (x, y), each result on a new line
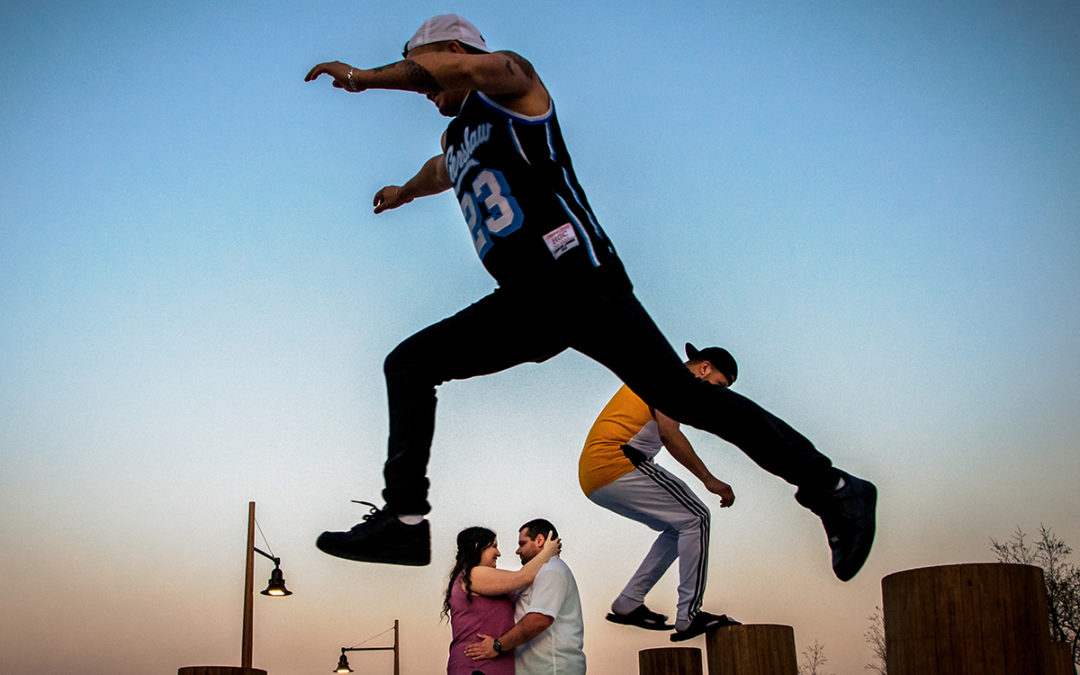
top-left (2, 1), bottom-right (1079, 674)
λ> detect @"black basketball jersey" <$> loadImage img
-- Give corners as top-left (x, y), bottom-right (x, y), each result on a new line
top-left (443, 91), bottom-right (623, 287)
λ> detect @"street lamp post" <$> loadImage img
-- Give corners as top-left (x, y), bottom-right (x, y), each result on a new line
top-left (243, 501), bottom-right (292, 667)
top-left (333, 619), bottom-right (400, 674)
top-left (179, 501), bottom-right (291, 675)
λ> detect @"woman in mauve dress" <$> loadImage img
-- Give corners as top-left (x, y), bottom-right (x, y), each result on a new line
top-left (444, 526), bottom-right (561, 675)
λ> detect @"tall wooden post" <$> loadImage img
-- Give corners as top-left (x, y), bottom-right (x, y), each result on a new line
top-left (242, 501), bottom-right (256, 671)
top-left (393, 618), bottom-right (400, 675)
top-left (1047, 642), bottom-right (1076, 674)
top-left (882, 563), bottom-right (1050, 674)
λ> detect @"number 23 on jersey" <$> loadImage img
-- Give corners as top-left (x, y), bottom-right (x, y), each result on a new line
top-left (458, 169), bottom-right (524, 258)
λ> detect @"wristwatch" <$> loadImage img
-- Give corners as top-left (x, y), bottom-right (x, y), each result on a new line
top-left (493, 638), bottom-right (503, 654)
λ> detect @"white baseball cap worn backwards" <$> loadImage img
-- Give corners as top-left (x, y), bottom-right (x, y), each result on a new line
top-left (403, 14), bottom-right (489, 56)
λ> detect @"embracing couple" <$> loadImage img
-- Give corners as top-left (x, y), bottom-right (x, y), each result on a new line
top-left (444, 519), bottom-right (584, 675)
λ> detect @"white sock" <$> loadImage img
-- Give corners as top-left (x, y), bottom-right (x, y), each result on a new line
top-left (397, 514), bottom-right (425, 525)
top-left (834, 476), bottom-right (846, 491)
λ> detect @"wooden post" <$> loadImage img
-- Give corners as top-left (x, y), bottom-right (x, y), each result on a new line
top-left (882, 563), bottom-right (1050, 674)
top-left (639, 646), bottom-right (703, 675)
top-left (1047, 642), bottom-right (1076, 675)
top-left (242, 501), bottom-right (256, 671)
top-left (704, 624), bottom-right (797, 675)
top-left (393, 618), bottom-right (400, 675)
top-left (178, 668), bottom-right (266, 675)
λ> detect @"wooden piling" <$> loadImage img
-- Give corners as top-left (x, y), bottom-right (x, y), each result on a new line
top-left (178, 668), bottom-right (266, 675)
top-left (639, 646), bottom-right (703, 675)
top-left (1047, 642), bottom-right (1077, 675)
top-left (704, 624), bottom-right (797, 675)
top-left (882, 563), bottom-right (1050, 674)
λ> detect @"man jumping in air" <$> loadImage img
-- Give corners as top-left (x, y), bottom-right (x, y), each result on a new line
top-left (305, 14), bottom-right (876, 582)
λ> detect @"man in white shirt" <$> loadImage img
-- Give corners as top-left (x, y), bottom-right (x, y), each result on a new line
top-left (465, 519), bottom-right (586, 674)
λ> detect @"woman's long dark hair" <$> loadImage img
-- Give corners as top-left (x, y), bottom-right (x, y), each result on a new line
top-left (442, 526), bottom-right (497, 621)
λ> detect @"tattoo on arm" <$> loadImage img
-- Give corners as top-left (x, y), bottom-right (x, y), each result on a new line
top-left (389, 60), bottom-right (442, 94)
top-left (498, 51), bottom-right (536, 80)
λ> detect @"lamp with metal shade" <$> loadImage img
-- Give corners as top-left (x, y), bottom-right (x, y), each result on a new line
top-left (259, 555), bottom-right (292, 596)
top-left (334, 649), bottom-right (354, 673)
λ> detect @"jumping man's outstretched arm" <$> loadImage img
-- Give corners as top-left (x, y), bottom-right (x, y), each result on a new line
top-left (306, 48), bottom-right (547, 114)
top-left (373, 153), bottom-right (451, 214)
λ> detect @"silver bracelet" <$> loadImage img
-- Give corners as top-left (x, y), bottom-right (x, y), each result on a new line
top-left (346, 68), bottom-right (357, 92)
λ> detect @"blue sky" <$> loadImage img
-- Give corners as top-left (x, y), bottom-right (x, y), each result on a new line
top-left (2, 2), bottom-right (1079, 673)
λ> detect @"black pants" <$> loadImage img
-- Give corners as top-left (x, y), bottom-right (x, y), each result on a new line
top-left (382, 272), bottom-right (838, 515)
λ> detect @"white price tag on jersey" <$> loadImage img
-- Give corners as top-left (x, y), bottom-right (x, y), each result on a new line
top-left (542, 222), bottom-right (580, 259)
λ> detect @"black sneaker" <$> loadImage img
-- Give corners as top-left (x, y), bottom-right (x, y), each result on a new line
top-left (670, 611), bottom-right (741, 642)
top-left (316, 501), bottom-right (430, 566)
top-left (797, 472), bottom-right (877, 581)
